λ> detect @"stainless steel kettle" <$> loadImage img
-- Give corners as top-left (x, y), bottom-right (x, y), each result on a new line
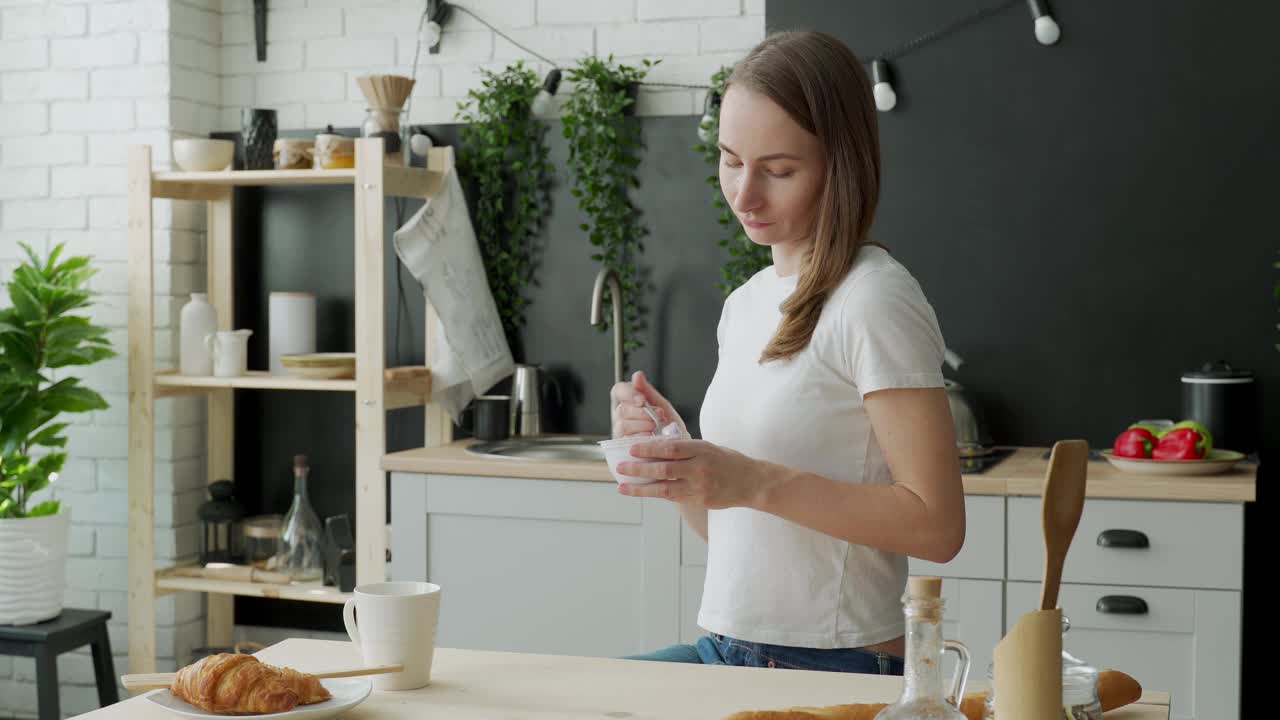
top-left (508, 364), bottom-right (562, 437)
top-left (943, 349), bottom-right (989, 450)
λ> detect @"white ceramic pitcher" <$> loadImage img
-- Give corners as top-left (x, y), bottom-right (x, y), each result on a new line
top-left (206, 329), bottom-right (252, 377)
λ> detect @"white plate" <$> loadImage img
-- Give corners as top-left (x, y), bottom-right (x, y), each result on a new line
top-left (1100, 448), bottom-right (1246, 476)
top-left (144, 677), bottom-right (371, 719)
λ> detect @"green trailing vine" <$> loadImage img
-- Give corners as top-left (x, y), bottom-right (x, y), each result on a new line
top-left (455, 61), bottom-right (551, 339)
top-left (561, 55), bottom-right (655, 354)
top-left (695, 65), bottom-right (772, 296)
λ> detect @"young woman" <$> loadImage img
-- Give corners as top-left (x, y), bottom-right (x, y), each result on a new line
top-left (612, 31), bottom-right (965, 675)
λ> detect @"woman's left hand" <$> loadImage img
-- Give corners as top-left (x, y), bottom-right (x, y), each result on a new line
top-left (615, 439), bottom-right (771, 509)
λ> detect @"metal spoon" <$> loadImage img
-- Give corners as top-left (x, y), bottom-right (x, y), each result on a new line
top-left (641, 402), bottom-right (664, 436)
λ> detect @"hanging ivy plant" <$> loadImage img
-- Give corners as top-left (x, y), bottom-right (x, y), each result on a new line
top-left (695, 65), bottom-right (772, 296)
top-left (455, 61), bottom-right (551, 338)
top-left (561, 55), bottom-right (655, 354)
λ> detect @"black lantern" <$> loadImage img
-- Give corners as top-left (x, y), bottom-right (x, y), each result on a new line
top-left (199, 480), bottom-right (245, 564)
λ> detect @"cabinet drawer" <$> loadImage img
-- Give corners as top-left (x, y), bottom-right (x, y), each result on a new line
top-left (1008, 498), bottom-right (1241, 590)
top-left (910, 495), bottom-right (1004, 580)
top-left (1006, 581), bottom-right (1240, 720)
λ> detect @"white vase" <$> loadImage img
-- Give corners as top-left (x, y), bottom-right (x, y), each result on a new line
top-left (0, 510), bottom-right (70, 625)
top-left (268, 292), bottom-right (316, 374)
top-left (180, 292), bottom-right (217, 376)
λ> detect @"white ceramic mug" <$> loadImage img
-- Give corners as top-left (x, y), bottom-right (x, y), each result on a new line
top-left (343, 581), bottom-right (441, 690)
top-left (205, 329), bottom-right (252, 377)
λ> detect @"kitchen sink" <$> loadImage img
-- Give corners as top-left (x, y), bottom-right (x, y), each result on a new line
top-left (465, 435), bottom-right (608, 462)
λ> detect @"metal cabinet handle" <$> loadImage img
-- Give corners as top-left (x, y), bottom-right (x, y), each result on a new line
top-left (1096, 529), bottom-right (1149, 549)
top-left (1096, 595), bottom-right (1149, 615)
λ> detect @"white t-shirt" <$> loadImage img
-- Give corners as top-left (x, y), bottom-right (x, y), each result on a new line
top-left (696, 245), bottom-right (946, 649)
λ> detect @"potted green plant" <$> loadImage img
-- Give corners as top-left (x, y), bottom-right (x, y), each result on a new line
top-left (455, 61), bottom-right (552, 349)
top-left (561, 55), bottom-right (656, 354)
top-left (695, 65), bottom-right (772, 296)
top-left (0, 243), bottom-right (115, 625)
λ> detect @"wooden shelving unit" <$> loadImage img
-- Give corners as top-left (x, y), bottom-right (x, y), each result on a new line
top-left (127, 139), bottom-right (454, 673)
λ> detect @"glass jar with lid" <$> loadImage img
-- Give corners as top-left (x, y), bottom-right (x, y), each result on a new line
top-left (984, 616), bottom-right (1102, 719)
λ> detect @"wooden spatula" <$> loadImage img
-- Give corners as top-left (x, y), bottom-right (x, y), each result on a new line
top-left (1040, 439), bottom-right (1089, 611)
top-left (121, 663), bottom-right (403, 692)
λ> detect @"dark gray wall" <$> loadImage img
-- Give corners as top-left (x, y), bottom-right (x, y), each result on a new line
top-left (767, 1), bottom-right (1276, 712)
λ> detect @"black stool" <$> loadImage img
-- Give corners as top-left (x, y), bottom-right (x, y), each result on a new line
top-left (0, 609), bottom-right (118, 720)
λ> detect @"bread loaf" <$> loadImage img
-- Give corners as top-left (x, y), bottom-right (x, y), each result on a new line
top-left (723, 669), bottom-right (1142, 720)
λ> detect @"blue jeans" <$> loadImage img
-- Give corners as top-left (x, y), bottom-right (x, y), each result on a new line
top-left (624, 633), bottom-right (904, 675)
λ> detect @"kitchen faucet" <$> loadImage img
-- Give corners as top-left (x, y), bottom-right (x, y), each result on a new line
top-left (589, 268), bottom-right (624, 385)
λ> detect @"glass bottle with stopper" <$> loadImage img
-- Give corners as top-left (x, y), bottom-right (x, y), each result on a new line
top-left (278, 453), bottom-right (323, 581)
top-left (874, 576), bottom-right (972, 719)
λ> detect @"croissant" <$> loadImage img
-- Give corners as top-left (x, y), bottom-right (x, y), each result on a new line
top-left (267, 664), bottom-right (332, 705)
top-left (171, 654), bottom-right (299, 715)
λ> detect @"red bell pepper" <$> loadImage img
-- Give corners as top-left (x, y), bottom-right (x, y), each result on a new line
top-left (1152, 428), bottom-right (1207, 460)
top-left (1112, 428), bottom-right (1156, 458)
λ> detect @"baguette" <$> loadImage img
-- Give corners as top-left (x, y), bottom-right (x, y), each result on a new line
top-left (724, 669), bottom-right (1142, 720)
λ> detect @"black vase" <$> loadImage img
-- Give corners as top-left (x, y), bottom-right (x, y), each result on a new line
top-left (241, 108), bottom-right (277, 170)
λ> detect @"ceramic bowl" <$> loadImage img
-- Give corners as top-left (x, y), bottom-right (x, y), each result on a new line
top-left (598, 433), bottom-right (688, 485)
top-left (173, 139), bottom-right (235, 172)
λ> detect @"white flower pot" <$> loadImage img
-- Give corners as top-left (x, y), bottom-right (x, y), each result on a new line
top-left (0, 510), bottom-right (70, 625)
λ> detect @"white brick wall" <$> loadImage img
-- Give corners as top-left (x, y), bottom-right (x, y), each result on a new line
top-left (0, 0), bottom-right (201, 715)
top-left (0, 1), bottom-right (764, 715)
top-left (219, 0), bottom-right (765, 127)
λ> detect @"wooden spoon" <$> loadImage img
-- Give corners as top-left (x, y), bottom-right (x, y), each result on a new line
top-left (121, 663), bottom-right (403, 692)
top-left (1040, 439), bottom-right (1089, 611)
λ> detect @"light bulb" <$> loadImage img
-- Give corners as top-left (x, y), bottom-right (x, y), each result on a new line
top-left (532, 68), bottom-right (561, 116)
top-left (410, 132), bottom-right (433, 156)
top-left (697, 119), bottom-right (713, 143)
top-left (1027, 0), bottom-right (1060, 45)
top-left (531, 90), bottom-right (553, 116)
top-left (424, 20), bottom-right (442, 50)
top-left (1034, 15), bottom-right (1060, 45)
top-left (696, 89), bottom-right (721, 142)
top-left (870, 59), bottom-right (896, 112)
top-left (873, 83), bottom-right (896, 112)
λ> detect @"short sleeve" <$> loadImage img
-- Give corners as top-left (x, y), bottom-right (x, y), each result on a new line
top-left (837, 268), bottom-right (946, 397)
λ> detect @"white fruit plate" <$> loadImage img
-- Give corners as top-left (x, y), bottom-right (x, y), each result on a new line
top-left (1100, 448), bottom-right (1246, 476)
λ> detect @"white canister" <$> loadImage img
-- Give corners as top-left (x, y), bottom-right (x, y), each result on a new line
top-left (269, 292), bottom-right (316, 375)
top-left (207, 329), bottom-right (253, 377)
top-left (179, 292), bottom-right (217, 376)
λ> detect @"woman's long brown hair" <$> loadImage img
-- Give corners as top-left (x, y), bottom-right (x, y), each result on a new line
top-left (726, 31), bottom-right (881, 363)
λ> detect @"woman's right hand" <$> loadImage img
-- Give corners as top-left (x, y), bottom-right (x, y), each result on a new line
top-left (610, 370), bottom-right (687, 439)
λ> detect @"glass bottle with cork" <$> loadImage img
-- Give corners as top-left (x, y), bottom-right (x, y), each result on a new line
top-left (278, 453), bottom-right (323, 581)
top-left (875, 576), bottom-right (972, 719)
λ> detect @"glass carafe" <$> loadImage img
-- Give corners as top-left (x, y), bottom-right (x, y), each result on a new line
top-left (278, 453), bottom-right (323, 581)
top-left (875, 576), bottom-right (971, 719)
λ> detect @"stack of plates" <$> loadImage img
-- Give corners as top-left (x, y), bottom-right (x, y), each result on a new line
top-left (279, 353), bottom-right (356, 380)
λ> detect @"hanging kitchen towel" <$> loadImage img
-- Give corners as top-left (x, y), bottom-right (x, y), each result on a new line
top-left (393, 160), bottom-right (514, 422)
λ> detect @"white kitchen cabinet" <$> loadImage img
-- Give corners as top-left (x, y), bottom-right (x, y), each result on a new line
top-left (910, 495), bottom-right (1005, 580)
top-left (389, 470), bottom-right (1245, 715)
top-left (1006, 581), bottom-right (1239, 720)
top-left (389, 473), bottom-right (682, 658)
top-left (1007, 497), bottom-right (1243, 590)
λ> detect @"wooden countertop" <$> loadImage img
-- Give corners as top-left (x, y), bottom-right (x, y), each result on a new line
top-left (384, 442), bottom-right (1256, 502)
top-left (82, 638), bottom-right (1171, 720)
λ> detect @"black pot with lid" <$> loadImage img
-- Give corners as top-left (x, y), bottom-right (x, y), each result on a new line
top-left (1180, 360), bottom-right (1257, 455)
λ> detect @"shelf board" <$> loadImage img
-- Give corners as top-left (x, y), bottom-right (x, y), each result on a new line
top-left (152, 366), bottom-right (432, 408)
top-left (150, 161), bottom-right (444, 200)
top-left (155, 571), bottom-right (351, 605)
top-left (154, 168), bottom-right (356, 186)
top-left (155, 370), bottom-right (355, 392)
